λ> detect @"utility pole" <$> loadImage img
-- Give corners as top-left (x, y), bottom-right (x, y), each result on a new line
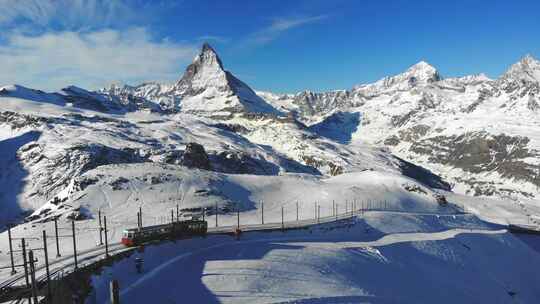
top-left (98, 209), bottom-right (103, 246)
top-left (332, 200), bottom-right (335, 216)
top-left (215, 201), bottom-right (218, 227)
top-left (28, 250), bottom-right (38, 304)
top-left (335, 203), bottom-right (338, 221)
top-left (54, 217), bottom-right (60, 257)
top-left (296, 201), bottom-right (299, 221)
top-left (72, 220), bottom-right (78, 269)
top-left (43, 230), bottom-right (52, 302)
top-left (8, 225), bottom-right (15, 274)
top-left (317, 205), bottom-right (320, 223)
top-left (104, 216), bottom-right (109, 257)
top-left (176, 204), bottom-right (179, 222)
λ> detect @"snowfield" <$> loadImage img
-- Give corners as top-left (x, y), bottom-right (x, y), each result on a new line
top-left (88, 213), bottom-right (540, 304)
top-left (0, 43), bottom-right (539, 303)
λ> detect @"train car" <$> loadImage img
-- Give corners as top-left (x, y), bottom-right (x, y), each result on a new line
top-left (121, 219), bottom-right (208, 247)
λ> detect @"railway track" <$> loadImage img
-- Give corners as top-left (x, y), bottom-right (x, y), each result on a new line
top-left (0, 208), bottom-right (468, 302)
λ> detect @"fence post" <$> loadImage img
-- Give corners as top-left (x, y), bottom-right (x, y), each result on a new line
top-left (110, 280), bottom-right (120, 304)
top-left (317, 205), bottom-right (320, 223)
top-left (43, 230), bottom-right (52, 302)
top-left (296, 201), bottom-right (299, 221)
top-left (28, 250), bottom-right (38, 304)
top-left (104, 216), bottom-right (109, 257)
top-left (8, 225), bottom-right (15, 275)
top-left (237, 204), bottom-right (240, 229)
top-left (215, 201), bottom-right (218, 227)
top-left (335, 203), bottom-right (338, 221)
top-left (281, 206), bottom-right (284, 231)
top-left (54, 217), bottom-right (61, 257)
top-left (261, 201), bottom-right (264, 225)
top-left (72, 220), bottom-right (78, 269)
top-left (22, 238), bottom-right (29, 288)
top-left (332, 200), bottom-right (335, 216)
top-left (139, 206), bottom-right (142, 227)
top-left (98, 209), bottom-right (103, 246)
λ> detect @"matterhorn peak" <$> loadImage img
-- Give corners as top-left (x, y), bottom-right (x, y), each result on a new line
top-left (172, 43), bottom-right (229, 95)
top-left (196, 42), bottom-right (225, 71)
top-left (501, 54), bottom-right (540, 83)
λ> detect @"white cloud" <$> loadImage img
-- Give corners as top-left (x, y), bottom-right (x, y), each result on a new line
top-left (0, 0), bottom-right (139, 31)
top-left (248, 15), bottom-right (328, 46)
top-left (0, 28), bottom-right (198, 91)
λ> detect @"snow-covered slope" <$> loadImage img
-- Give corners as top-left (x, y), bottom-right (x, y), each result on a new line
top-left (258, 56), bottom-right (540, 201)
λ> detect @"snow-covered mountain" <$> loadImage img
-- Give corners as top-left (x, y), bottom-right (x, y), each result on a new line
top-left (100, 43), bottom-right (277, 116)
top-left (0, 42), bottom-right (539, 228)
top-left (2, 42), bottom-right (540, 303)
top-left (0, 43), bottom-right (455, 226)
top-left (260, 56), bottom-right (540, 200)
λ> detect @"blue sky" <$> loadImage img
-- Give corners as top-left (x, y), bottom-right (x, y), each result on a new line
top-left (0, 0), bottom-right (539, 93)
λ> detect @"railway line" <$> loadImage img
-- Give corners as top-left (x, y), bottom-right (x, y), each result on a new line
top-left (0, 208), bottom-right (470, 303)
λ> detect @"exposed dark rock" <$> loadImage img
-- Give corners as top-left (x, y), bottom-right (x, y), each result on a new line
top-left (410, 132), bottom-right (540, 187)
top-left (398, 124), bottom-right (430, 142)
top-left (180, 143), bottom-right (211, 170)
top-left (212, 123), bottom-right (249, 134)
top-left (384, 135), bottom-right (400, 146)
top-left (402, 183), bottom-right (428, 195)
top-left (396, 156), bottom-right (451, 191)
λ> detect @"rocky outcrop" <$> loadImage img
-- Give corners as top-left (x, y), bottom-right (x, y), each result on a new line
top-left (180, 143), bottom-right (211, 170)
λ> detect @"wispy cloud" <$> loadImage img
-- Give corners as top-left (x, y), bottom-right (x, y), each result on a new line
top-left (0, 28), bottom-right (198, 91)
top-left (0, 0), bottom-right (200, 91)
top-left (247, 15), bottom-right (328, 46)
top-left (0, 0), bottom-right (139, 31)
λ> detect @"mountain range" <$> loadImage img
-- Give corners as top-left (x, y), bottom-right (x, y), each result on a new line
top-left (0, 43), bottom-right (539, 225)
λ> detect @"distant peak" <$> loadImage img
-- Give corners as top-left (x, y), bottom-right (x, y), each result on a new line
top-left (519, 54), bottom-right (539, 65)
top-left (403, 60), bottom-right (441, 84)
top-left (502, 54), bottom-right (540, 83)
top-left (407, 60), bottom-right (438, 74)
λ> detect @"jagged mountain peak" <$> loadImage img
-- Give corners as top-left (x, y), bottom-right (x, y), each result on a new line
top-left (502, 54), bottom-right (540, 83)
top-left (173, 43), bottom-right (229, 94)
top-left (197, 42), bottom-right (225, 71)
top-left (354, 60), bottom-right (441, 94)
top-left (403, 60), bottom-right (441, 83)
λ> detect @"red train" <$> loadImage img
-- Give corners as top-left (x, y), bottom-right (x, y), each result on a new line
top-left (121, 219), bottom-right (208, 247)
